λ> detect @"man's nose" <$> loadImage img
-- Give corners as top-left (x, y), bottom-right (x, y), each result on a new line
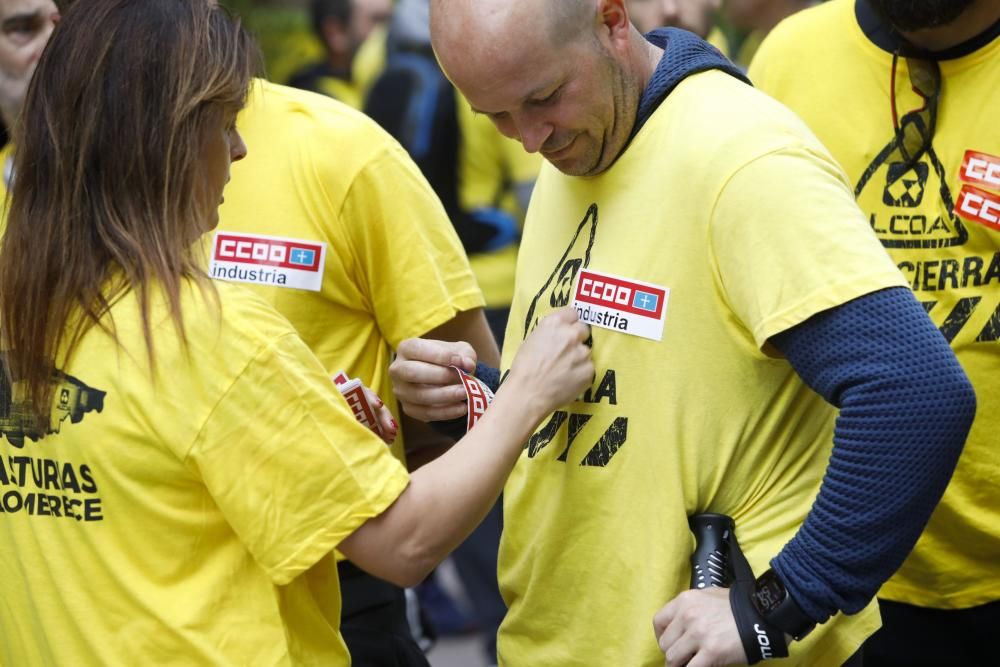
top-left (514, 113), bottom-right (554, 154)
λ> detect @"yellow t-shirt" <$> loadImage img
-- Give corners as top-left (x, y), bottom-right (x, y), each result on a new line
top-left (456, 99), bottom-right (541, 308)
top-left (352, 23), bottom-right (388, 102)
top-left (287, 25), bottom-right (388, 110)
top-left (214, 81), bottom-right (484, 461)
top-left (498, 70), bottom-right (907, 667)
top-left (310, 74), bottom-right (363, 110)
top-left (0, 280), bottom-right (409, 666)
top-left (751, 0), bottom-right (1000, 609)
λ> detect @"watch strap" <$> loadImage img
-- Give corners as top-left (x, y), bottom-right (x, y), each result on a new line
top-left (725, 531), bottom-right (789, 663)
top-left (730, 582), bottom-right (790, 664)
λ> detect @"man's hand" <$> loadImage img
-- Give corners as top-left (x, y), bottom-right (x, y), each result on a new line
top-left (390, 338), bottom-right (477, 422)
top-left (653, 588), bottom-right (746, 667)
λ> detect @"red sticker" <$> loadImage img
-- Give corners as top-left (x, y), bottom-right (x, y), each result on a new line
top-left (453, 367), bottom-right (495, 432)
top-left (955, 185), bottom-right (1000, 232)
top-left (338, 377), bottom-right (384, 437)
top-left (574, 269), bottom-right (666, 319)
top-left (959, 151), bottom-right (1000, 190)
top-left (213, 233), bottom-right (323, 271)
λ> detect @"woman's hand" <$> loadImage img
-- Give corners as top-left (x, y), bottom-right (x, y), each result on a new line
top-left (363, 385), bottom-right (399, 444)
top-left (505, 307), bottom-right (593, 421)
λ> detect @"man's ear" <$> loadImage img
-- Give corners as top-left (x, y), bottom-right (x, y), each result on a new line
top-left (598, 0), bottom-right (633, 42)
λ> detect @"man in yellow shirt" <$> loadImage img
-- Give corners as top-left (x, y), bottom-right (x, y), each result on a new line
top-left (214, 79), bottom-right (499, 666)
top-left (391, 0), bottom-right (978, 664)
top-left (287, 0), bottom-right (392, 108)
top-left (751, 1), bottom-right (1000, 664)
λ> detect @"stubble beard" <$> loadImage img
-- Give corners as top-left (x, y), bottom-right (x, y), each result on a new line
top-left (868, 0), bottom-right (976, 32)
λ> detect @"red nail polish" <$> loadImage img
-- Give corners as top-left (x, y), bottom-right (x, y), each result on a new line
top-left (390, 419), bottom-right (398, 430)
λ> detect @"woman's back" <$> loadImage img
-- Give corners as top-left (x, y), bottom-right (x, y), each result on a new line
top-left (0, 280), bottom-right (408, 665)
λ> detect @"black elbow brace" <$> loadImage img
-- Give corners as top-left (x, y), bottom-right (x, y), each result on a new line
top-left (689, 513), bottom-right (789, 664)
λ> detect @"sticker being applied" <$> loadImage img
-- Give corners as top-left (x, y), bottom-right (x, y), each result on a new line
top-left (209, 231), bottom-right (326, 291)
top-left (572, 269), bottom-right (669, 341)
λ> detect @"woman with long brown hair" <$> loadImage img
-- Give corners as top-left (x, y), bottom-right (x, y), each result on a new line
top-left (0, 1), bottom-right (591, 664)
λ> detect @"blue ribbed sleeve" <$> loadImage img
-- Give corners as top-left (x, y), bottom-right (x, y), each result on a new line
top-left (769, 287), bottom-right (976, 623)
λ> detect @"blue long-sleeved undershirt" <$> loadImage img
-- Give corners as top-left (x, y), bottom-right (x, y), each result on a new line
top-left (768, 286), bottom-right (975, 622)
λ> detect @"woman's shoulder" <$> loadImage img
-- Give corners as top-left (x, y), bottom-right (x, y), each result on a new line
top-left (184, 279), bottom-right (300, 349)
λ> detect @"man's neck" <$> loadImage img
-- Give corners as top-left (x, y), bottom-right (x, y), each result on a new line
top-left (901, 0), bottom-right (1000, 52)
top-left (637, 35), bottom-right (663, 94)
top-left (325, 52), bottom-right (353, 79)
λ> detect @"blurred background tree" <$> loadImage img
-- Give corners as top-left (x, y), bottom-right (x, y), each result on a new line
top-left (220, 0), bottom-right (324, 84)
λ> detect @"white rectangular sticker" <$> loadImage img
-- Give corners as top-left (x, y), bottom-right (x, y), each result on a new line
top-left (572, 268), bottom-right (669, 341)
top-left (209, 231), bottom-right (326, 292)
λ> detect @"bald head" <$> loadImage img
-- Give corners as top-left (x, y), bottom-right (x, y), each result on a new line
top-left (431, 0), bottom-right (654, 177)
top-left (431, 0), bottom-right (595, 67)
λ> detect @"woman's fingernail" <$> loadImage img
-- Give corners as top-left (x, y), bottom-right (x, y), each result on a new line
top-left (390, 419), bottom-right (398, 430)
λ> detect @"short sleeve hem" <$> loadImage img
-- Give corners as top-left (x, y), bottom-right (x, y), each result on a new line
top-left (752, 270), bottom-right (910, 348)
top-left (394, 290), bottom-right (486, 345)
top-left (266, 461), bottom-right (409, 586)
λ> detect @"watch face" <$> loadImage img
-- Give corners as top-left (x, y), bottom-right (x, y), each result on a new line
top-left (752, 571), bottom-right (787, 614)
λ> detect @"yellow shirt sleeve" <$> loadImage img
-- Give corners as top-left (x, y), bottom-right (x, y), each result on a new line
top-left (337, 141), bottom-right (485, 346)
top-left (187, 331), bottom-right (409, 586)
top-left (710, 145), bottom-right (908, 347)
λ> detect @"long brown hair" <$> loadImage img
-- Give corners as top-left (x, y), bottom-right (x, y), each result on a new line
top-left (0, 0), bottom-right (257, 428)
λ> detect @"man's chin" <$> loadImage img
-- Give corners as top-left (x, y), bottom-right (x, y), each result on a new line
top-left (546, 149), bottom-right (603, 177)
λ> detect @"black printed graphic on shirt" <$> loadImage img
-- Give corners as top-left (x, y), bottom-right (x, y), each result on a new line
top-left (521, 204), bottom-right (629, 467)
top-left (1, 355), bottom-right (107, 521)
top-left (856, 111), bottom-right (968, 249)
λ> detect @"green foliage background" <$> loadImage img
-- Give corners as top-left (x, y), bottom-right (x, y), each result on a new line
top-left (219, 0), bottom-right (323, 84)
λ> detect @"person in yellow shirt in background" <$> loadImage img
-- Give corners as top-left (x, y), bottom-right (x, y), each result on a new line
top-left (0, 0), bottom-right (59, 199)
top-left (0, 2), bottom-right (594, 666)
top-left (214, 77), bottom-right (502, 666)
top-left (287, 0), bottom-right (392, 108)
top-left (718, 0), bottom-right (817, 68)
top-left (219, 6), bottom-right (503, 667)
top-left (362, 1), bottom-right (540, 659)
top-left (219, 8), bottom-right (504, 667)
top-left (750, 1), bottom-right (1000, 665)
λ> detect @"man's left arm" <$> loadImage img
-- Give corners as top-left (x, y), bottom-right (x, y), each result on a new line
top-left (654, 286), bottom-right (975, 666)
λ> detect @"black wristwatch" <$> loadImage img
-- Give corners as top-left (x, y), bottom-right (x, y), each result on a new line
top-left (750, 569), bottom-right (816, 641)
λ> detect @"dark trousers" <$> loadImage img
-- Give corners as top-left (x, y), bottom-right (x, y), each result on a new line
top-left (339, 561), bottom-right (431, 667)
top-left (863, 598), bottom-right (1000, 667)
top-left (450, 498), bottom-right (507, 660)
